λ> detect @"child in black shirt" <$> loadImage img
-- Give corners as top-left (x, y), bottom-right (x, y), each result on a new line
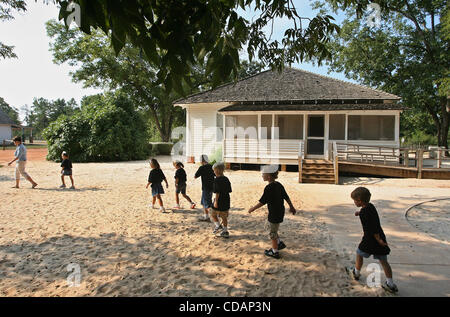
top-left (194, 155), bottom-right (215, 222)
top-left (60, 151), bottom-right (75, 189)
top-left (211, 162), bottom-right (232, 238)
top-left (146, 158), bottom-right (168, 213)
top-left (349, 187), bottom-right (398, 293)
top-left (173, 161), bottom-right (196, 210)
top-left (248, 165), bottom-right (296, 259)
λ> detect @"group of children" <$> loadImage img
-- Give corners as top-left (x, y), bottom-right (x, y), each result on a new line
top-left (9, 138), bottom-right (399, 293)
top-left (145, 155), bottom-right (398, 293)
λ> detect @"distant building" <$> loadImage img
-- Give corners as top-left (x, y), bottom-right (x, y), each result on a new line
top-left (0, 107), bottom-right (16, 143)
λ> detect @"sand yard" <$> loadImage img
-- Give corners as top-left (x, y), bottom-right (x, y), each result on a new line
top-left (0, 154), bottom-right (449, 297)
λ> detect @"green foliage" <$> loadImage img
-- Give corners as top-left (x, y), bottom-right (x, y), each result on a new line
top-left (149, 142), bottom-right (173, 156)
top-left (0, 97), bottom-right (20, 124)
top-left (208, 146), bottom-right (223, 166)
top-left (402, 131), bottom-right (438, 148)
top-left (21, 97), bottom-right (79, 138)
top-left (43, 92), bottom-right (150, 162)
top-left (0, 0), bottom-right (26, 59)
top-left (55, 0), bottom-right (345, 93)
top-left (316, 0), bottom-right (449, 147)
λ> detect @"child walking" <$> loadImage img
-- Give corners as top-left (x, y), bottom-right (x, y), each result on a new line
top-left (173, 160), bottom-right (196, 209)
top-left (248, 165), bottom-right (296, 259)
top-left (146, 158), bottom-right (168, 213)
top-left (7, 136), bottom-right (38, 189)
top-left (60, 151), bottom-right (75, 189)
top-left (194, 154), bottom-right (215, 222)
top-left (211, 162), bottom-right (232, 238)
top-left (348, 187), bottom-right (398, 293)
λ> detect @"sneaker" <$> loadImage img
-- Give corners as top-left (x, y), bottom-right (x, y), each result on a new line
top-left (59, 184), bottom-right (66, 189)
top-left (160, 207), bottom-right (167, 213)
top-left (220, 230), bottom-right (230, 238)
top-left (173, 205), bottom-right (181, 209)
top-left (212, 225), bottom-right (223, 234)
top-left (190, 202), bottom-right (196, 209)
top-left (198, 216), bottom-right (211, 222)
top-left (382, 281), bottom-right (399, 293)
top-left (278, 241), bottom-right (287, 250)
top-left (69, 186), bottom-right (75, 190)
top-left (347, 267), bottom-right (361, 281)
top-left (264, 249), bottom-right (280, 259)
top-left (148, 204), bottom-right (155, 209)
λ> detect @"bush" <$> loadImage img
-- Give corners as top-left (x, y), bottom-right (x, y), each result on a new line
top-left (149, 142), bottom-right (173, 156)
top-left (402, 131), bottom-right (438, 148)
top-left (43, 92), bottom-right (151, 162)
top-left (209, 146), bottom-right (223, 165)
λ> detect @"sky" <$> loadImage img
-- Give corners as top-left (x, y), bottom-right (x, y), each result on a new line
top-left (0, 1), bottom-right (354, 122)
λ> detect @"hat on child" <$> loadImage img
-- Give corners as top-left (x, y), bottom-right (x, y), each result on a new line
top-left (260, 164), bottom-right (279, 174)
top-left (62, 151), bottom-right (68, 156)
top-left (200, 154), bottom-right (209, 163)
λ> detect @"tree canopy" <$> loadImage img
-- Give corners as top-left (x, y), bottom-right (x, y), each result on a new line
top-left (53, 0), bottom-right (350, 94)
top-left (314, 0), bottom-right (449, 147)
top-left (0, 0), bottom-right (26, 59)
top-left (0, 97), bottom-right (20, 124)
top-left (46, 19), bottom-right (264, 142)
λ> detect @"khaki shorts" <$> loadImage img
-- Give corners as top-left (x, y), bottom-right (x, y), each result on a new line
top-left (15, 161), bottom-right (29, 180)
top-left (211, 209), bottom-right (229, 219)
top-left (269, 222), bottom-right (280, 240)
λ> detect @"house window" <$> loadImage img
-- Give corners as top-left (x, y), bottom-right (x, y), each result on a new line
top-left (348, 115), bottom-right (395, 140)
top-left (275, 115), bottom-right (303, 139)
top-left (329, 114), bottom-right (345, 140)
top-left (216, 113), bottom-right (223, 142)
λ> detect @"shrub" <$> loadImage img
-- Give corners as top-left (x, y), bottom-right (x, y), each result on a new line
top-left (43, 92), bottom-right (150, 162)
top-left (150, 142), bottom-right (173, 156)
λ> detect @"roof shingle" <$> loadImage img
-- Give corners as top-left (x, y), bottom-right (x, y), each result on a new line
top-left (175, 67), bottom-right (401, 105)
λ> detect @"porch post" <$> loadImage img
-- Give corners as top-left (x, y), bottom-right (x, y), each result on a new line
top-left (395, 112), bottom-right (400, 147)
top-left (186, 107), bottom-right (193, 162)
top-left (344, 114), bottom-right (348, 142)
top-left (222, 114), bottom-right (226, 162)
top-left (325, 114), bottom-right (330, 160)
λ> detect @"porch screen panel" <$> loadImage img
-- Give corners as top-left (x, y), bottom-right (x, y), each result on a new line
top-left (348, 115), bottom-right (395, 140)
top-left (275, 115), bottom-right (303, 139)
top-left (226, 115), bottom-right (258, 139)
top-left (260, 115), bottom-right (272, 139)
top-left (329, 114), bottom-right (345, 140)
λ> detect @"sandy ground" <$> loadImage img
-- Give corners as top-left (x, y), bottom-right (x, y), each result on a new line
top-left (0, 156), bottom-right (449, 297)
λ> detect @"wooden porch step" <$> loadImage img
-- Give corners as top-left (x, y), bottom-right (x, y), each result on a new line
top-left (302, 177), bottom-right (336, 184)
top-left (302, 171), bottom-right (335, 176)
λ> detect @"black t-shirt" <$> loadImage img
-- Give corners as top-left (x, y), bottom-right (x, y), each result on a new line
top-left (213, 176), bottom-right (232, 211)
top-left (175, 168), bottom-right (187, 186)
top-left (61, 159), bottom-right (72, 171)
top-left (358, 203), bottom-right (390, 255)
top-left (195, 164), bottom-right (215, 191)
top-left (148, 168), bottom-right (166, 185)
top-left (259, 181), bottom-right (290, 224)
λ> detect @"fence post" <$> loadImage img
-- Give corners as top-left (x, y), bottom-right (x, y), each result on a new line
top-left (2, 139), bottom-right (5, 151)
top-left (404, 149), bottom-right (409, 167)
top-left (417, 149), bottom-right (423, 179)
top-left (437, 148), bottom-right (441, 169)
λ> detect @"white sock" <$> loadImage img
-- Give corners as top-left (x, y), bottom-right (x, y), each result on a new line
top-left (386, 278), bottom-right (394, 286)
top-left (272, 248), bottom-right (279, 253)
top-left (223, 226), bottom-right (228, 232)
top-left (354, 268), bottom-right (360, 275)
top-left (214, 222), bottom-right (220, 228)
top-left (203, 214), bottom-right (208, 219)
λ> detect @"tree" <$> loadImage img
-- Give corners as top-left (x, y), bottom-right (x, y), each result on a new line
top-left (43, 91), bottom-right (150, 162)
top-left (22, 97), bottom-right (79, 137)
top-left (54, 0), bottom-right (347, 94)
top-left (0, 0), bottom-right (26, 59)
top-left (46, 20), bottom-right (265, 142)
top-left (0, 97), bottom-right (20, 124)
top-left (314, 0), bottom-right (449, 148)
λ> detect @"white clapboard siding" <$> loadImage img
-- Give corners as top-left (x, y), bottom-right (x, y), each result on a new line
top-left (0, 125), bottom-right (12, 142)
top-left (188, 104), bottom-right (223, 160)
